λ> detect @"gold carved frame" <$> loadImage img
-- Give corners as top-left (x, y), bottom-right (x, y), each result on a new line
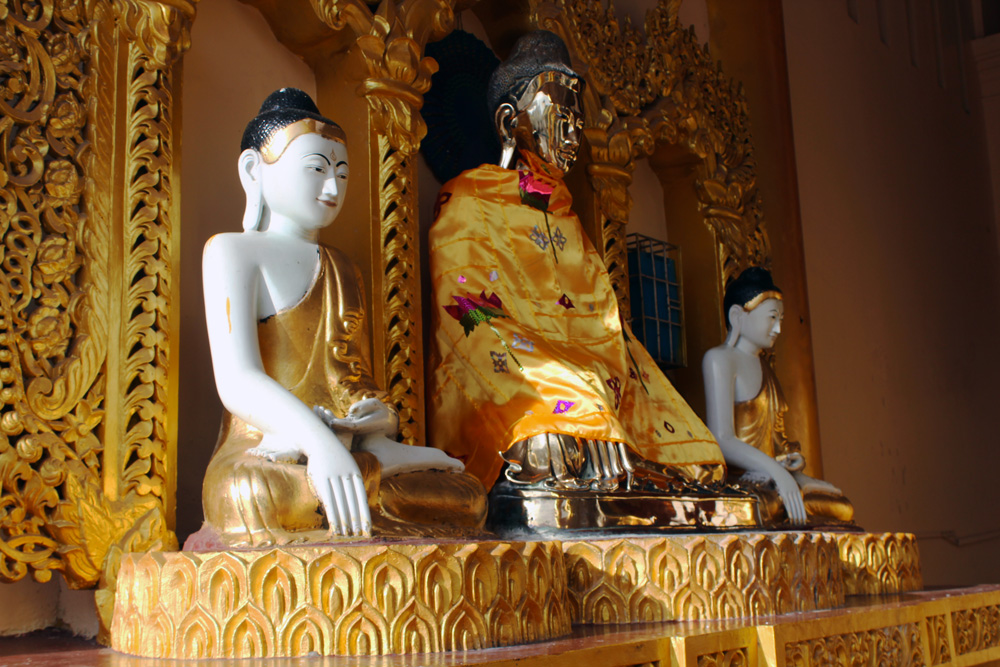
top-left (0, 0), bottom-right (770, 601)
top-left (0, 0), bottom-right (194, 599)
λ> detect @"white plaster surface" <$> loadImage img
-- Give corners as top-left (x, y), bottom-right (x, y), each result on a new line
top-left (57, 577), bottom-right (98, 639)
top-left (0, 579), bottom-right (58, 636)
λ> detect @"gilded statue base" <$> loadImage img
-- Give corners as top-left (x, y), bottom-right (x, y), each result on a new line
top-left (835, 531), bottom-right (923, 595)
top-left (563, 531), bottom-right (921, 625)
top-left (110, 539), bottom-right (571, 658)
top-left (487, 487), bottom-right (759, 535)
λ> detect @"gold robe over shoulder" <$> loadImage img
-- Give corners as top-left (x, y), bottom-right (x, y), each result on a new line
top-left (203, 246), bottom-right (485, 547)
top-left (734, 355), bottom-right (801, 461)
top-left (734, 355), bottom-right (854, 523)
top-left (428, 164), bottom-right (726, 490)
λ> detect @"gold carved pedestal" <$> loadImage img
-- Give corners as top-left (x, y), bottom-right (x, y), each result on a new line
top-left (564, 532), bottom-right (844, 625)
top-left (109, 531), bottom-right (924, 658)
top-left (562, 531), bottom-right (922, 627)
top-left (110, 539), bottom-right (572, 658)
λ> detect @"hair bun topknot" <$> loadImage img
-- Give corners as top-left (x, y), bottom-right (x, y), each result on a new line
top-left (257, 87), bottom-right (320, 116)
top-left (241, 87), bottom-right (340, 153)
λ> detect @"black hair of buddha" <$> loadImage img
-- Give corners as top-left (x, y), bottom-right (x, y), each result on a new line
top-left (723, 267), bottom-right (783, 325)
top-left (240, 87), bottom-right (343, 152)
top-left (486, 30), bottom-right (583, 117)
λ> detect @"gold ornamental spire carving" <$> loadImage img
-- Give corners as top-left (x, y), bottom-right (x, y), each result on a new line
top-left (534, 0), bottom-right (772, 287)
top-left (583, 105), bottom-right (653, 319)
top-left (309, 0), bottom-right (457, 447)
top-left (0, 0), bottom-right (195, 616)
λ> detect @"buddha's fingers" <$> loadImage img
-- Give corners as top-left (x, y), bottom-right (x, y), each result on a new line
top-left (329, 478), bottom-right (350, 536)
top-left (603, 441), bottom-right (623, 479)
top-left (787, 492), bottom-right (807, 524)
top-left (546, 433), bottom-right (570, 481)
top-left (334, 475), bottom-right (361, 535)
top-left (314, 479), bottom-right (341, 536)
top-left (352, 476), bottom-right (372, 534)
top-left (616, 442), bottom-right (635, 490)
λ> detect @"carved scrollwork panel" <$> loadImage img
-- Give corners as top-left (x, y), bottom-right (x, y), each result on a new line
top-left (0, 0), bottom-right (192, 591)
top-left (534, 0), bottom-right (771, 294)
top-left (784, 622), bottom-right (925, 667)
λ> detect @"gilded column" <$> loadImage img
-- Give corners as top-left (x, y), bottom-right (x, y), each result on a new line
top-left (0, 0), bottom-right (195, 638)
top-left (311, 0), bottom-right (455, 447)
top-left (583, 109), bottom-right (652, 320)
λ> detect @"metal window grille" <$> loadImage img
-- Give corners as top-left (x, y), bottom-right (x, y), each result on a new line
top-left (626, 233), bottom-right (685, 369)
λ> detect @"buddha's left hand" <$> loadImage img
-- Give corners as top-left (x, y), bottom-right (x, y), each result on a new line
top-left (314, 398), bottom-right (398, 438)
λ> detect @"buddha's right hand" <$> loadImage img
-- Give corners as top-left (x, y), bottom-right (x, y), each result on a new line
top-left (769, 465), bottom-right (807, 524)
top-left (306, 442), bottom-right (372, 537)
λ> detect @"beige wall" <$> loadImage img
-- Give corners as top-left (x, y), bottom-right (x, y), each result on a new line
top-left (972, 31), bottom-right (1000, 258)
top-left (177, 0), bottom-right (315, 540)
top-left (783, 0), bottom-right (1000, 586)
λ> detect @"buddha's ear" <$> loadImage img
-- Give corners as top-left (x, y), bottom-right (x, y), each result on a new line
top-left (725, 304), bottom-right (744, 347)
top-left (238, 149), bottom-right (264, 232)
top-left (495, 103), bottom-right (516, 169)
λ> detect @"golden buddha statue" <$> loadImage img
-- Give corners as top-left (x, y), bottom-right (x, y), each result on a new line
top-left (703, 267), bottom-right (854, 526)
top-left (195, 88), bottom-right (486, 548)
top-left (427, 32), bottom-right (757, 533)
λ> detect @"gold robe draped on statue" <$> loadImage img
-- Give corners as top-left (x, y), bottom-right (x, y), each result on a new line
top-left (733, 355), bottom-right (854, 523)
top-left (202, 246), bottom-right (486, 547)
top-left (428, 164), bottom-right (726, 491)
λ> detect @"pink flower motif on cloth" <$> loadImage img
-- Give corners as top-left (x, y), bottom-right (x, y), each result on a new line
top-left (443, 291), bottom-right (505, 335)
top-left (458, 275), bottom-right (466, 283)
top-left (629, 368), bottom-right (637, 380)
top-left (518, 170), bottom-right (554, 212)
top-left (489, 270), bottom-right (499, 282)
top-left (553, 400), bottom-right (575, 414)
top-left (558, 294), bottom-right (575, 309)
top-left (606, 377), bottom-right (622, 410)
top-left (443, 291), bottom-right (523, 370)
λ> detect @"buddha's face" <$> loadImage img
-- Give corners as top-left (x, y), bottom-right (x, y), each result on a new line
top-left (508, 76), bottom-right (584, 175)
top-left (259, 132), bottom-right (349, 232)
top-left (741, 298), bottom-right (784, 350)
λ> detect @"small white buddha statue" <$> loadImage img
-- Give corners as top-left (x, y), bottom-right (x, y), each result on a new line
top-left (196, 88), bottom-right (485, 547)
top-left (703, 267), bottom-right (854, 526)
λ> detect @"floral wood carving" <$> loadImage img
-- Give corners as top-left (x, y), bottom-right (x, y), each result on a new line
top-left (0, 0), bottom-right (193, 590)
top-left (784, 623), bottom-right (925, 667)
top-left (534, 0), bottom-right (771, 291)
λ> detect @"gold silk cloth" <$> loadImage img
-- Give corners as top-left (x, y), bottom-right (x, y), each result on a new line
top-left (734, 355), bottom-right (853, 523)
top-left (202, 246), bottom-right (485, 546)
top-left (428, 164), bottom-right (726, 491)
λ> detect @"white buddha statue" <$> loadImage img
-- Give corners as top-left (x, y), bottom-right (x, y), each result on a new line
top-left (196, 88), bottom-right (485, 548)
top-left (703, 267), bottom-right (854, 526)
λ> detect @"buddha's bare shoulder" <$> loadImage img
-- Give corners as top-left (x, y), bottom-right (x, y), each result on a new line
top-left (702, 344), bottom-right (739, 372)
